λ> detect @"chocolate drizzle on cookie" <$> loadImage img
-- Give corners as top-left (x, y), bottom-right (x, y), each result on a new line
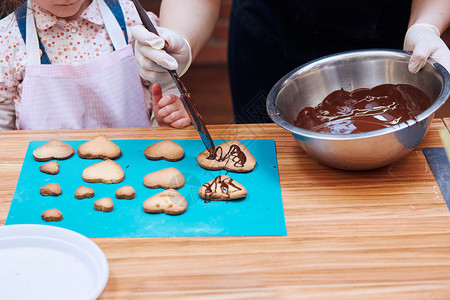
top-left (202, 175), bottom-right (243, 200)
top-left (206, 144), bottom-right (247, 168)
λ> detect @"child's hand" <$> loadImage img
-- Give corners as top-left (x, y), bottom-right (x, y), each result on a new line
top-left (152, 83), bottom-right (191, 128)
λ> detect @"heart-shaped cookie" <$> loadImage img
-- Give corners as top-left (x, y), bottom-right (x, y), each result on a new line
top-left (40, 183), bottom-right (62, 196)
top-left (94, 197), bottom-right (114, 212)
top-left (143, 167), bottom-right (185, 189)
top-left (74, 186), bottom-right (95, 199)
top-left (78, 135), bottom-right (122, 159)
top-left (197, 140), bottom-right (256, 172)
top-left (39, 161), bottom-right (59, 175)
top-left (116, 185), bottom-right (135, 199)
top-left (82, 159), bottom-right (125, 184)
top-left (41, 208), bottom-right (63, 222)
top-left (199, 175), bottom-right (247, 200)
top-left (144, 139), bottom-right (184, 161)
top-left (33, 140), bottom-right (75, 162)
top-left (143, 189), bottom-right (187, 215)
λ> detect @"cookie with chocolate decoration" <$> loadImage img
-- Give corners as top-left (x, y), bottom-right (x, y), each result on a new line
top-left (199, 175), bottom-right (247, 200)
top-left (197, 140), bottom-right (256, 172)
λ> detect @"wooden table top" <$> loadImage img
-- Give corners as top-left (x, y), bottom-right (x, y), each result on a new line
top-left (1, 121), bottom-right (450, 299)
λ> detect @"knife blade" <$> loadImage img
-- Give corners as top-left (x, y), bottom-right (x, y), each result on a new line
top-left (131, 0), bottom-right (216, 156)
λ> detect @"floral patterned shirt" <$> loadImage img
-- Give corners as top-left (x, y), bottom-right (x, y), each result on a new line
top-left (0, 0), bottom-right (158, 129)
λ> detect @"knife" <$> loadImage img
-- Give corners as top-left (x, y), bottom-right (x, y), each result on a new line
top-left (131, 0), bottom-right (216, 156)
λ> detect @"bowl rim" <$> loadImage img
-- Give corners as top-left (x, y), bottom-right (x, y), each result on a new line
top-left (266, 48), bottom-right (450, 140)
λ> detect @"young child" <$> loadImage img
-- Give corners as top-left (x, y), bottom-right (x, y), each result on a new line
top-left (0, 0), bottom-right (191, 130)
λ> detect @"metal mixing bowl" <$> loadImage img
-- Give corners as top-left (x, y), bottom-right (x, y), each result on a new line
top-left (267, 49), bottom-right (450, 170)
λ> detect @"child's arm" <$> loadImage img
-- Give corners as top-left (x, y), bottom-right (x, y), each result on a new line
top-left (0, 72), bottom-right (17, 130)
top-left (0, 35), bottom-right (18, 130)
top-left (152, 83), bottom-right (191, 128)
top-left (0, 102), bottom-right (16, 130)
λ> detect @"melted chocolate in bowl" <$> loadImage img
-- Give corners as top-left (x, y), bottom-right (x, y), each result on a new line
top-left (292, 84), bottom-right (431, 134)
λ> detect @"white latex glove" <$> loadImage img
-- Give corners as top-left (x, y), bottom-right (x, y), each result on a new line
top-left (131, 25), bottom-right (192, 84)
top-left (404, 23), bottom-right (450, 73)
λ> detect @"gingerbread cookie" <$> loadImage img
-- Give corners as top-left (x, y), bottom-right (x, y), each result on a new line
top-left (143, 189), bottom-right (187, 215)
top-left (75, 186), bottom-right (95, 199)
top-left (78, 135), bottom-right (122, 160)
top-left (199, 175), bottom-right (247, 200)
top-left (144, 140), bottom-right (184, 161)
top-left (33, 140), bottom-right (75, 162)
top-left (94, 197), bottom-right (114, 212)
top-left (39, 161), bottom-right (59, 175)
top-left (143, 167), bottom-right (185, 189)
top-left (197, 140), bottom-right (256, 172)
top-left (40, 183), bottom-right (62, 196)
top-left (41, 208), bottom-right (63, 222)
top-left (116, 185), bottom-right (135, 199)
top-left (82, 159), bottom-right (125, 184)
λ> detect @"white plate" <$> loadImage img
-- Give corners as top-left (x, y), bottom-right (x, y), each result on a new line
top-left (0, 224), bottom-right (109, 300)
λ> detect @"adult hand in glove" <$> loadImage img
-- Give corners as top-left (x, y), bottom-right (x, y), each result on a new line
top-left (404, 23), bottom-right (450, 73)
top-left (131, 25), bottom-right (192, 84)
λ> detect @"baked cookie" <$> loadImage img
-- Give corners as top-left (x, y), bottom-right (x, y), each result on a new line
top-left (116, 185), bottom-right (135, 199)
top-left (39, 161), bottom-right (59, 175)
top-left (41, 208), bottom-right (63, 222)
top-left (143, 167), bottom-right (185, 189)
top-left (78, 135), bottom-right (122, 160)
top-left (40, 183), bottom-right (62, 196)
top-left (82, 159), bottom-right (125, 184)
top-left (75, 186), bottom-right (95, 199)
top-left (199, 175), bottom-right (247, 200)
top-left (197, 140), bottom-right (256, 172)
top-left (33, 140), bottom-right (75, 162)
top-left (94, 197), bottom-right (114, 212)
top-left (143, 189), bottom-right (187, 215)
top-left (144, 140), bottom-right (184, 161)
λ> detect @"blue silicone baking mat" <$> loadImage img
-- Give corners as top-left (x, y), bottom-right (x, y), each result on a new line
top-left (6, 139), bottom-right (286, 237)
